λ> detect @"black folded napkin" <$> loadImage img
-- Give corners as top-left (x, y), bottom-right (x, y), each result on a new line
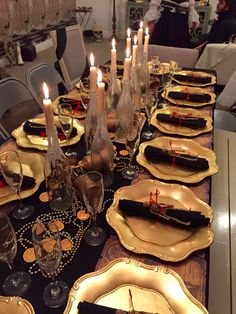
top-left (0, 174), bottom-right (36, 190)
top-left (156, 113), bottom-right (207, 129)
top-left (118, 199), bottom-right (210, 228)
top-left (78, 301), bottom-right (117, 314)
top-left (168, 91), bottom-right (211, 103)
top-left (144, 146), bottom-right (209, 171)
top-left (23, 120), bottom-right (77, 138)
top-left (173, 73), bottom-right (212, 84)
top-left (78, 301), bottom-right (155, 314)
top-left (59, 97), bottom-right (86, 112)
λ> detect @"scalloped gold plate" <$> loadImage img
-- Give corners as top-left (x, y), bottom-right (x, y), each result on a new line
top-left (150, 106), bottom-right (213, 137)
top-left (12, 117), bottom-right (84, 151)
top-left (162, 85), bottom-right (216, 107)
top-left (106, 179), bottom-right (213, 262)
top-left (172, 70), bottom-right (216, 87)
top-left (0, 151), bottom-right (44, 206)
top-left (64, 258), bottom-right (208, 314)
top-left (0, 296), bottom-right (35, 314)
top-left (52, 93), bottom-right (87, 119)
top-left (136, 137), bottom-right (218, 184)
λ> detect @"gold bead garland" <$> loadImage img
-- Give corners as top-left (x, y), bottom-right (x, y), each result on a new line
top-left (16, 188), bottom-right (92, 278)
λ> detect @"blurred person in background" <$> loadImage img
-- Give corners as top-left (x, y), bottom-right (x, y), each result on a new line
top-left (144, 0), bottom-right (199, 48)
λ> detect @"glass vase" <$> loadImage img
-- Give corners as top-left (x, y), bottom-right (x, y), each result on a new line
top-left (91, 99), bottom-right (114, 188)
top-left (116, 79), bottom-right (134, 140)
top-left (130, 65), bottom-right (142, 112)
top-left (106, 67), bottom-right (120, 111)
top-left (84, 89), bottom-right (97, 154)
top-left (44, 105), bottom-right (72, 212)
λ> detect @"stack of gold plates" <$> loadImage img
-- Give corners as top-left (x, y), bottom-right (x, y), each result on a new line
top-left (12, 117), bottom-right (84, 151)
top-left (64, 258), bottom-right (209, 314)
top-left (162, 85), bottom-right (216, 107)
top-left (106, 179), bottom-right (214, 262)
top-left (136, 137), bottom-right (218, 183)
top-left (172, 70), bottom-right (216, 87)
top-left (150, 106), bottom-right (213, 136)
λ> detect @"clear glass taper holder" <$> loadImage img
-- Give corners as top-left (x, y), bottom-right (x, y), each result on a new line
top-left (106, 67), bottom-right (120, 111)
top-left (130, 65), bottom-right (142, 113)
top-left (84, 89), bottom-right (97, 154)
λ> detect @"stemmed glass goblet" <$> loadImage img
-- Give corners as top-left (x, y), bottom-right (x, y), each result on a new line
top-left (82, 171), bottom-right (106, 246)
top-left (0, 215), bottom-right (31, 296)
top-left (32, 221), bottom-right (69, 308)
top-left (0, 150), bottom-right (34, 220)
top-left (58, 102), bottom-right (76, 157)
top-left (122, 114), bottom-right (140, 180)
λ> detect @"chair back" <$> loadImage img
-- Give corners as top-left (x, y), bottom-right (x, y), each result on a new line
top-left (196, 43), bottom-right (236, 85)
top-left (216, 70), bottom-right (236, 110)
top-left (50, 24), bottom-right (87, 90)
top-left (26, 63), bottom-right (68, 106)
top-left (148, 44), bottom-right (199, 67)
top-left (0, 77), bottom-right (42, 140)
top-left (214, 109), bottom-right (236, 132)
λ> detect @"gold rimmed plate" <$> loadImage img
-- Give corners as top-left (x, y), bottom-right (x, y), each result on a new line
top-left (150, 106), bottom-right (213, 137)
top-left (52, 93), bottom-right (86, 119)
top-left (136, 137), bottom-right (218, 183)
top-left (12, 117), bottom-right (84, 151)
top-left (163, 85), bottom-right (216, 107)
top-left (172, 70), bottom-right (216, 87)
top-left (0, 151), bottom-right (44, 206)
top-left (0, 296), bottom-right (35, 314)
top-left (64, 258), bottom-right (209, 313)
top-left (106, 180), bottom-right (213, 262)
top-left (149, 62), bottom-right (170, 76)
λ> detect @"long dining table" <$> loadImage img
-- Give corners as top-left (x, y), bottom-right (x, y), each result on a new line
top-left (0, 71), bottom-right (216, 314)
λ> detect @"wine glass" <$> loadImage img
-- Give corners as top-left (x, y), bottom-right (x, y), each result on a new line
top-left (82, 171), bottom-right (106, 246)
top-left (142, 88), bottom-right (157, 140)
top-left (32, 221), bottom-right (69, 308)
top-left (58, 102), bottom-right (75, 157)
top-left (159, 61), bottom-right (178, 107)
top-left (122, 114), bottom-right (140, 180)
top-left (0, 215), bottom-right (31, 296)
top-left (0, 150), bottom-right (34, 220)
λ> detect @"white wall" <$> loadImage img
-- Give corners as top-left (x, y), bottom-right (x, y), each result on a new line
top-left (76, 0), bottom-right (218, 37)
top-left (76, 0), bottom-right (127, 38)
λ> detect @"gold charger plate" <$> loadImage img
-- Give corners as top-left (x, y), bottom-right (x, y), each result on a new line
top-left (12, 117), bottom-right (84, 151)
top-left (172, 70), bottom-right (216, 87)
top-left (64, 258), bottom-right (209, 314)
top-left (150, 106), bottom-right (213, 137)
top-left (52, 94), bottom-right (86, 119)
top-left (106, 179), bottom-right (213, 262)
top-left (136, 137), bottom-right (218, 183)
top-left (162, 85), bottom-right (216, 107)
top-left (149, 62), bottom-right (170, 76)
top-left (0, 296), bottom-right (35, 314)
top-left (0, 151), bottom-right (44, 206)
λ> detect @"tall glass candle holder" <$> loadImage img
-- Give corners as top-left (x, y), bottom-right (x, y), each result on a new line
top-left (91, 70), bottom-right (114, 187)
top-left (43, 83), bottom-right (72, 211)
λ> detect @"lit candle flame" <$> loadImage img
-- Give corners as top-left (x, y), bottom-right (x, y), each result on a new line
top-left (145, 27), bottom-right (149, 36)
top-left (43, 82), bottom-right (49, 99)
top-left (112, 38), bottom-right (116, 50)
top-left (127, 28), bottom-right (131, 38)
top-left (90, 53), bottom-right (94, 67)
top-left (140, 21), bottom-right (143, 29)
top-left (126, 48), bottom-right (130, 58)
top-left (97, 69), bottom-right (102, 83)
top-left (133, 35), bottom-right (137, 45)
